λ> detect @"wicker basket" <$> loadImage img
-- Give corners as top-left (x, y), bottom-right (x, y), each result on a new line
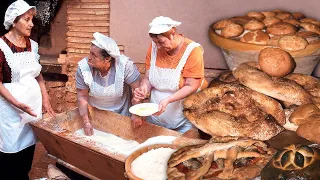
top-left (125, 144), bottom-right (179, 180)
top-left (209, 29), bottom-right (320, 75)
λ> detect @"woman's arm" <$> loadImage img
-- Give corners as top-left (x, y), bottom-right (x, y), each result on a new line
top-left (133, 70), bottom-right (152, 102)
top-left (77, 88), bottom-right (93, 136)
top-left (36, 74), bottom-right (55, 117)
top-left (157, 77), bottom-right (201, 114)
top-left (0, 82), bottom-right (37, 116)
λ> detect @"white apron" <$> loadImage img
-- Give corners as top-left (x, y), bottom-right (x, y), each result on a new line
top-left (0, 38), bottom-right (42, 153)
top-left (78, 57), bottom-right (128, 113)
top-left (147, 41), bottom-right (202, 133)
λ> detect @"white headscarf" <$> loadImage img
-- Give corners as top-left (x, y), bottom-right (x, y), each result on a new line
top-left (3, 0), bottom-right (36, 30)
top-left (91, 32), bottom-right (121, 59)
top-left (149, 16), bottom-right (181, 34)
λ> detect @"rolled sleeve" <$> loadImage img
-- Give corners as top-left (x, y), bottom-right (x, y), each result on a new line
top-left (75, 67), bottom-right (89, 90)
top-left (124, 59), bottom-right (140, 84)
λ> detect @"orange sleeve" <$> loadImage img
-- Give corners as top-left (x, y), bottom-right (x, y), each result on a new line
top-left (145, 43), bottom-right (152, 70)
top-left (182, 46), bottom-right (204, 78)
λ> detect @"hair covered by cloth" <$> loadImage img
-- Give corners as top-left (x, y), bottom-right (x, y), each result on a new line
top-left (91, 32), bottom-right (121, 59)
top-left (148, 16), bottom-right (181, 34)
top-left (3, 0), bottom-right (36, 30)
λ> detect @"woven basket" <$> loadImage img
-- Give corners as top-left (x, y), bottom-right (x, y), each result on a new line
top-left (125, 144), bottom-right (179, 180)
top-left (209, 29), bottom-right (320, 75)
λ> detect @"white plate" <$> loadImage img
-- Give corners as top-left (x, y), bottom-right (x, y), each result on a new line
top-left (129, 103), bottom-right (159, 116)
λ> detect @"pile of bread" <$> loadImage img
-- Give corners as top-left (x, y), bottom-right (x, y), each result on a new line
top-left (212, 10), bottom-right (320, 51)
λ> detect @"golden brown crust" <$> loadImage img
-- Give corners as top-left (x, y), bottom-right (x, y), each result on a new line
top-left (233, 62), bottom-right (313, 105)
top-left (276, 12), bottom-right (293, 20)
top-left (240, 30), bottom-right (270, 45)
top-left (263, 17), bottom-right (282, 27)
top-left (289, 103), bottom-right (320, 125)
top-left (292, 12), bottom-right (305, 20)
top-left (221, 23), bottom-right (244, 38)
top-left (300, 22), bottom-right (320, 35)
top-left (285, 73), bottom-right (320, 97)
top-left (230, 16), bottom-right (252, 26)
top-left (258, 48), bottom-right (296, 76)
top-left (278, 35), bottom-right (309, 51)
top-left (247, 11), bottom-right (265, 21)
top-left (297, 120), bottom-right (320, 144)
top-left (295, 31), bottom-right (319, 38)
top-left (282, 18), bottom-right (301, 26)
top-left (266, 22), bottom-right (298, 35)
top-left (244, 19), bottom-right (266, 30)
top-left (273, 9), bottom-right (289, 14)
top-left (267, 35), bottom-right (282, 47)
top-left (261, 11), bottom-right (276, 18)
top-left (300, 18), bottom-right (320, 26)
top-left (212, 19), bottom-right (234, 30)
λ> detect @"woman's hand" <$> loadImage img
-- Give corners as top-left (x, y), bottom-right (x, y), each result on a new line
top-left (131, 114), bottom-right (144, 128)
top-left (153, 98), bottom-right (170, 116)
top-left (83, 120), bottom-right (94, 136)
top-left (43, 97), bottom-right (56, 118)
top-left (17, 102), bottom-right (37, 117)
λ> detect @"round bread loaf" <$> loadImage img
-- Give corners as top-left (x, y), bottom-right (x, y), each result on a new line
top-left (276, 12), bottom-right (293, 20)
top-left (258, 47), bottom-right (295, 77)
top-left (296, 31), bottom-right (319, 38)
top-left (244, 19), bottom-right (266, 30)
top-left (273, 9), bottom-right (289, 14)
top-left (212, 19), bottom-right (234, 30)
top-left (247, 11), bottom-right (265, 21)
top-left (300, 22), bottom-right (320, 35)
top-left (289, 103), bottom-right (320, 126)
top-left (267, 22), bottom-right (298, 35)
top-left (297, 120), bottom-right (320, 144)
top-left (267, 35), bottom-right (282, 46)
top-left (221, 23), bottom-right (244, 38)
top-left (261, 144), bottom-right (320, 180)
top-left (300, 18), bottom-right (320, 26)
top-left (240, 30), bottom-right (270, 45)
top-left (230, 16), bottom-right (252, 26)
top-left (292, 12), bottom-right (305, 20)
top-left (282, 18), bottom-right (300, 26)
top-left (278, 35), bottom-right (308, 51)
top-left (263, 17), bottom-right (282, 27)
top-left (261, 11), bottom-right (276, 17)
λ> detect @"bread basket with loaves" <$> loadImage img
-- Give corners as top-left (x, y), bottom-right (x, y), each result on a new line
top-left (209, 10), bottom-right (320, 75)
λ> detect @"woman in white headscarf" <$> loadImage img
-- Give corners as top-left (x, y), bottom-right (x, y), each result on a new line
top-left (132, 16), bottom-right (207, 133)
top-left (76, 32), bottom-right (141, 136)
top-left (0, 0), bottom-right (55, 179)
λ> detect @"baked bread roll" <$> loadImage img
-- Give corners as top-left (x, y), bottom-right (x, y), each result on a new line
top-left (244, 19), bottom-right (266, 30)
top-left (289, 103), bottom-right (320, 125)
top-left (267, 35), bottom-right (282, 46)
top-left (297, 120), bottom-right (320, 144)
top-left (285, 73), bottom-right (320, 97)
top-left (300, 18), bottom-right (320, 26)
top-left (276, 12), bottom-right (293, 20)
top-left (261, 144), bottom-right (320, 180)
top-left (230, 16), bottom-right (252, 26)
top-left (263, 17), bottom-right (281, 27)
top-left (240, 30), bottom-right (270, 45)
top-left (295, 31), bottom-right (320, 43)
top-left (209, 71), bottom-right (239, 87)
top-left (292, 12), bottom-right (305, 20)
top-left (221, 23), bottom-right (244, 38)
top-left (247, 11), bottom-right (265, 21)
top-left (233, 62), bottom-right (313, 105)
top-left (278, 35), bottom-right (308, 51)
top-left (261, 11), bottom-right (276, 18)
top-left (273, 9), bottom-right (289, 14)
top-left (258, 47), bottom-right (295, 76)
top-left (266, 22), bottom-right (298, 35)
top-left (300, 22), bottom-right (320, 35)
top-left (282, 18), bottom-right (300, 26)
top-left (212, 19), bottom-right (234, 30)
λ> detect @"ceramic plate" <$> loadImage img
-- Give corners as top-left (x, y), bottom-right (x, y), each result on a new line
top-left (129, 103), bottom-right (159, 116)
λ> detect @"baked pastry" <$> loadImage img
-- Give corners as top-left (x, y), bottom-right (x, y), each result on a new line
top-left (212, 19), bottom-right (234, 30)
top-left (244, 19), bottom-right (266, 30)
top-left (230, 16), bottom-right (252, 26)
top-left (183, 83), bottom-right (285, 140)
top-left (263, 17), bottom-right (282, 27)
top-left (209, 71), bottom-right (239, 87)
top-left (295, 31), bottom-right (320, 43)
top-left (273, 9), bottom-right (289, 14)
top-left (168, 139), bottom-right (275, 180)
top-left (285, 73), bottom-right (320, 97)
top-left (261, 11), bottom-right (276, 18)
top-left (289, 103), bottom-right (320, 126)
top-left (267, 35), bottom-right (282, 46)
top-left (292, 12), bottom-right (305, 20)
top-left (300, 17), bottom-right (320, 26)
top-left (233, 62), bottom-right (313, 105)
top-left (297, 120), bottom-right (320, 144)
top-left (282, 18), bottom-right (300, 26)
top-left (240, 30), bottom-right (270, 45)
top-left (276, 12), bottom-right (293, 20)
top-left (221, 23), bottom-right (244, 38)
top-left (278, 35), bottom-right (308, 51)
top-left (266, 22), bottom-right (298, 35)
top-left (261, 144), bottom-right (320, 180)
top-left (258, 47), bottom-right (295, 76)
top-left (247, 11), bottom-right (265, 21)
top-left (300, 22), bottom-right (320, 35)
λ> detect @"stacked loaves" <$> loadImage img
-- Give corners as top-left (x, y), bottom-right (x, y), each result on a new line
top-left (212, 10), bottom-right (320, 52)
